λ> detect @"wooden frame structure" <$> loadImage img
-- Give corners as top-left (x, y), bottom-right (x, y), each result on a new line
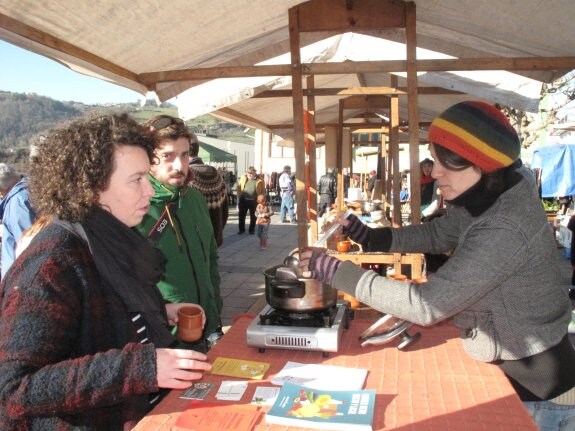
top-left (288, 0), bottom-right (422, 247)
top-left (287, 0), bottom-right (425, 278)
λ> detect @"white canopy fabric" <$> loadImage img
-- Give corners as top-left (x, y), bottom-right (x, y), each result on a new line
top-left (177, 32), bottom-right (543, 141)
top-left (0, 0), bottom-right (573, 103)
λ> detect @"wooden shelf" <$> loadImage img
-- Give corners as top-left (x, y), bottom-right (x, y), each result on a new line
top-left (328, 251), bottom-right (424, 279)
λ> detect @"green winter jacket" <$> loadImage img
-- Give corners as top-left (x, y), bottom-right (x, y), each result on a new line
top-left (136, 174), bottom-right (222, 337)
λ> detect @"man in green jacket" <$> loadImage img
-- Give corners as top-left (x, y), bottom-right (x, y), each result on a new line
top-left (136, 115), bottom-right (223, 352)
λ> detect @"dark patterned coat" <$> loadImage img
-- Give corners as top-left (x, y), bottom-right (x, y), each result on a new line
top-left (0, 224), bottom-right (159, 430)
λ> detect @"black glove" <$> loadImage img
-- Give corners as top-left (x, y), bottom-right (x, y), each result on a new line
top-left (309, 251), bottom-right (341, 286)
top-left (342, 214), bottom-right (369, 248)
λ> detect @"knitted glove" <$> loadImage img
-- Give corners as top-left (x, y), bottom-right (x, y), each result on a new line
top-left (309, 251), bottom-right (341, 286)
top-left (342, 214), bottom-right (369, 247)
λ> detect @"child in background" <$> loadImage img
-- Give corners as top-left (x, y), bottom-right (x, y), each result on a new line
top-left (256, 194), bottom-right (273, 249)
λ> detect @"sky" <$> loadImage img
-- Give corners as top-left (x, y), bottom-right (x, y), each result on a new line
top-left (0, 40), bottom-right (149, 105)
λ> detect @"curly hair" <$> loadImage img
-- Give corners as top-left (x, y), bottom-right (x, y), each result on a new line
top-left (29, 113), bottom-right (155, 222)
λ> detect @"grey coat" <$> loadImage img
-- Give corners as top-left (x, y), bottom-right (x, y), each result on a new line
top-left (333, 178), bottom-right (571, 362)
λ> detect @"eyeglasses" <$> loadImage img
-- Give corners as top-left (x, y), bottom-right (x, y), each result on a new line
top-left (147, 116), bottom-right (185, 133)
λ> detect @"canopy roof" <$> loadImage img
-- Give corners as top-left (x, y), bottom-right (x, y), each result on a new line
top-left (1, 0), bottom-right (573, 104)
top-left (2, 0), bottom-right (573, 146)
top-left (198, 141), bottom-right (237, 164)
top-left (177, 32), bottom-right (544, 141)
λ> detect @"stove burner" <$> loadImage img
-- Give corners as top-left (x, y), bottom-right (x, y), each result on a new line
top-left (246, 301), bottom-right (350, 356)
top-left (259, 306), bottom-right (337, 328)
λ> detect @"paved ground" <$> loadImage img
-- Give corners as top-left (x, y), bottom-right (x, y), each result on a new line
top-left (217, 206), bottom-right (575, 331)
top-left (218, 205), bottom-right (298, 329)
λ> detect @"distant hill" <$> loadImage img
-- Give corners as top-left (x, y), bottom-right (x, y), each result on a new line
top-left (0, 91), bottom-right (254, 171)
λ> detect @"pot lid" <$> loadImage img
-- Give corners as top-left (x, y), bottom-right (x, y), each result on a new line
top-left (359, 314), bottom-right (411, 341)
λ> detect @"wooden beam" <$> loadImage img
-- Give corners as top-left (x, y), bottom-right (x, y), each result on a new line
top-left (213, 108), bottom-right (271, 131)
top-left (294, 0), bottom-right (406, 32)
top-left (341, 95), bottom-right (392, 109)
top-left (265, 121), bottom-right (430, 130)
top-left (252, 86), bottom-right (463, 98)
top-left (138, 56), bottom-right (575, 84)
top-left (0, 12), bottom-right (141, 85)
top-left (139, 64), bottom-right (291, 85)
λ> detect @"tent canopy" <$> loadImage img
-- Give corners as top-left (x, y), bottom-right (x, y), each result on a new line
top-left (198, 141), bottom-right (237, 164)
top-left (2, 0), bottom-right (575, 155)
top-left (177, 32), bottom-right (543, 142)
top-left (531, 144), bottom-right (575, 198)
top-left (1, 0), bottom-right (573, 105)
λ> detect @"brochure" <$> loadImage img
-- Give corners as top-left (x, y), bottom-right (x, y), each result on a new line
top-left (265, 381), bottom-right (375, 431)
top-left (173, 400), bottom-right (262, 431)
top-left (209, 356), bottom-right (270, 380)
top-left (271, 361), bottom-right (368, 390)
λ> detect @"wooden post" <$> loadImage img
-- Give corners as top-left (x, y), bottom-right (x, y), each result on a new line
top-left (289, 7), bottom-right (308, 247)
top-left (336, 99), bottom-right (345, 213)
top-left (406, 2), bottom-right (421, 225)
top-left (306, 75), bottom-right (318, 243)
top-left (390, 76), bottom-right (401, 225)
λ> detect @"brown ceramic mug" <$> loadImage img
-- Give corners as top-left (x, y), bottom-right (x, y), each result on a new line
top-left (336, 240), bottom-right (351, 253)
top-left (177, 306), bottom-right (204, 343)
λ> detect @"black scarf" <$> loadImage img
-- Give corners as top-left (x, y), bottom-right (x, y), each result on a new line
top-left (81, 207), bottom-right (175, 348)
top-left (446, 166), bottom-right (522, 217)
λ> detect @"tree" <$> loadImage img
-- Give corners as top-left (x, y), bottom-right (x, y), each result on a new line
top-left (498, 71), bottom-right (575, 149)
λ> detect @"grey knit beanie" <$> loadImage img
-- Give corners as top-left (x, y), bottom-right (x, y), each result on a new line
top-left (0, 163), bottom-right (20, 191)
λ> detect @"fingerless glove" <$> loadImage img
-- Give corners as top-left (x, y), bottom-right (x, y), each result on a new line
top-left (309, 251), bottom-right (341, 286)
top-left (343, 214), bottom-right (369, 248)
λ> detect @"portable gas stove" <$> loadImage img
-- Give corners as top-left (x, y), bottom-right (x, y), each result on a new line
top-left (246, 301), bottom-right (350, 357)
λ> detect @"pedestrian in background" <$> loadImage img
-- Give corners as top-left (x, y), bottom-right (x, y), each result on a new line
top-left (278, 165), bottom-right (296, 223)
top-left (419, 157), bottom-right (435, 213)
top-left (318, 167), bottom-right (337, 217)
top-left (0, 162), bottom-right (35, 278)
top-left (237, 166), bottom-right (265, 234)
top-left (138, 115), bottom-right (223, 352)
top-left (188, 136), bottom-right (228, 247)
top-left (255, 194), bottom-right (273, 249)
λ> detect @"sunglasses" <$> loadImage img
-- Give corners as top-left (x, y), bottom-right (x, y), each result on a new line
top-left (147, 116), bottom-right (185, 132)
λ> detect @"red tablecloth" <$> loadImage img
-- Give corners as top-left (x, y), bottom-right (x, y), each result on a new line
top-left (133, 315), bottom-right (537, 431)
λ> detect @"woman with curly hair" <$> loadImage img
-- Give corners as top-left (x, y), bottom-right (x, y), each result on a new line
top-left (0, 114), bottom-right (211, 430)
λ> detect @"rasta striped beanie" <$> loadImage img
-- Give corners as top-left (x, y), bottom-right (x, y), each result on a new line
top-left (428, 101), bottom-right (520, 173)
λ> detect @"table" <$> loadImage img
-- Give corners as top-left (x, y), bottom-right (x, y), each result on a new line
top-left (133, 316), bottom-right (537, 431)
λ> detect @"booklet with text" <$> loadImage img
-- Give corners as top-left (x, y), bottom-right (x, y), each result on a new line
top-left (265, 381), bottom-right (375, 431)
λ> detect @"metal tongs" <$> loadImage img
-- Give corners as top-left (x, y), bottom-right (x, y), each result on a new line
top-left (313, 208), bottom-right (353, 247)
top-left (281, 208), bottom-right (353, 274)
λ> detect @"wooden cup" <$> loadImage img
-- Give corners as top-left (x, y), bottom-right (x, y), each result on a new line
top-left (177, 306), bottom-right (204, 343)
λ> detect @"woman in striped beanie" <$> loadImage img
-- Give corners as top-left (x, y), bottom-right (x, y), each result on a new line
top-left (300, 101), bottom-right (575, 429)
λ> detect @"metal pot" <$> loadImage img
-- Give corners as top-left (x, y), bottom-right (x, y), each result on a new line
top-left (263, 265), bottom-right (338, 312)
top-left (361, 199), bottom-right (383, 213)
